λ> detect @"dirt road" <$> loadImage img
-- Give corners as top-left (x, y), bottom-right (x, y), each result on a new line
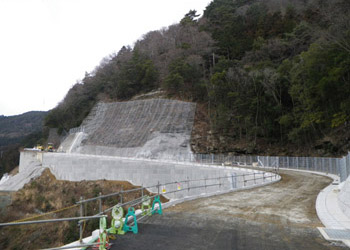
top-left (110, 170), bottom-right (347, 249)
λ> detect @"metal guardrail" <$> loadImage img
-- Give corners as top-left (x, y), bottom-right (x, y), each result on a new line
top-left (42, 242), bottom-right (103, 250)
top-left (0, 167), bottom-right (279, 249)
top-left (69, 126), bottom-right (85, 134)
top-left (75, 170), bottom-right (279, 242)
top-left (256, 154), bottom-right (350, 182)
top-left (0, 215), bottom-right (106, 227)
top-left (144, 152), bottom-right (350, 182)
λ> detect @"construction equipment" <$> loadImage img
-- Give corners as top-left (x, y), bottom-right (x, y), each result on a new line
top-left (35, 145), bottom-right (44, 151)
top-left (47, 143), bottom-right (54, 152)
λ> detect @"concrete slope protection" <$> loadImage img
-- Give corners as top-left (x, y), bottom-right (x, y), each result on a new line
top-left (61, 99), bottom-right (196, 160)
top-left (42, 152), bottom-right (278, 200)
top-left (0, 151), bottom-right (44, 191)
top-left (339, 175), bottom-right (350, 219)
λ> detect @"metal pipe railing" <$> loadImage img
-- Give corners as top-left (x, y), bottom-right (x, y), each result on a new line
top-left (0, 163), bottom-right (280, 250)
top-left (0, 215), bottom-right (106, 227)
top-left (41, 242), bottom-right (102, 250)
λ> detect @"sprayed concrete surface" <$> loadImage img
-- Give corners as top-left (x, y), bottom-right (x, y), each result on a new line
top-left (110, 171), bottom-right (347, 249)
top-left (61, 99), bottom-right (196, 160)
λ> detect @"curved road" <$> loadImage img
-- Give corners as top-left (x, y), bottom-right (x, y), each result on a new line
top-left (110, 170), bottom-right (347, 249)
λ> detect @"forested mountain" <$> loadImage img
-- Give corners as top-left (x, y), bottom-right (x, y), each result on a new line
top-left (45, 0), bottom-right (350, 156)
top-left (0, 111), bottom-right (47, 176)
top-left (0, 111), bottom-right (46, 148)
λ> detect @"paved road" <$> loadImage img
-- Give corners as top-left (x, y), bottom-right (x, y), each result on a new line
top-left (109, 171), bottom-right (347, 249)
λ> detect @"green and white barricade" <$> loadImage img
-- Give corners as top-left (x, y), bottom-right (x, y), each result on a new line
top-left (110, 204), bottom-right (125, 235)
top-left (85, 194), bottom-right (164, 249)
top-left (99, 216), bottom-right (108, 250)
top-left (141, 195), bottom-right (151, 216)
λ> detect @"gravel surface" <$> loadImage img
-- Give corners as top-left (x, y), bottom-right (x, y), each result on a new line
top-left (110, 170), bottom-right (347, 249)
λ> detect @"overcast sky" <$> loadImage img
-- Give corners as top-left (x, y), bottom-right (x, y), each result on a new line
top-left (0, 0), bottom-right (210, 116)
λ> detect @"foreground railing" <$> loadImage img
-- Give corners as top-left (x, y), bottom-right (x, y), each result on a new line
top-left (0, 168), bottom-right (279, 250)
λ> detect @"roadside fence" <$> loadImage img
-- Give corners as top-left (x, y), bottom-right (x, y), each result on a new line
top-left (69, 126), bottom-right (85, 134)
top-left (0, 169), bottom-right (279, 250)
top-left (176, 153), bottom-right (350, 182)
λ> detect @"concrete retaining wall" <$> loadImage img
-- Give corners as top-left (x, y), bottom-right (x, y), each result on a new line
top-left (339, 175), bottom-right (350, 219)
top-left (19, 150), bottom-right (43, 172)
top-left (41, 153), bottom-right (269, 199)
top-left (0, 151), bottom-right (45, 191)
top-left (4, 151), bottom-right (278, 198)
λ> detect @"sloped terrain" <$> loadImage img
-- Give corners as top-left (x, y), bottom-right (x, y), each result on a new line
top-left (0, 111), bottom-right (46, 149)
top-left (63, 99), bottom-right (196, 159)
top-left (0, 168), bottom-right (156, 250)
top-left (83, 99), bottom-right (195, 147)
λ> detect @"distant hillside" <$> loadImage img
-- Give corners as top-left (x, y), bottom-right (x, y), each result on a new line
top-left (0, 111), bottom-right (47, 177)
top-left (0, 111), bottom-right (47, 149)
top-left (45, 0), bottom-right (350, 156)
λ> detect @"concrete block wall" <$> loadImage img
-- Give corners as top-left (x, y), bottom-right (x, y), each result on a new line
top-left (339, 175), bottom-right (350, 219)
top-left (6, 151), bottom-right (277, 197)
top-left (0, 151), bottom-right (45, 191)
top-left (42, 153), bottom-right (263, 199)
top-left (19, 150), bottom-right (43, 172)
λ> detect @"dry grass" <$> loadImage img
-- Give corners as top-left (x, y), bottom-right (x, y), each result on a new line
top-left (0, 169), bottom-right (166, 250)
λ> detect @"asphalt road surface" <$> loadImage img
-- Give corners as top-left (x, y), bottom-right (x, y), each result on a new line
top-left (109, 170), bottom-right (347, 250)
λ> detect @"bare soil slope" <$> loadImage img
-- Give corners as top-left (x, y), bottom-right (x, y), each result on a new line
top-left (0, 169), bottom-right (155, 250)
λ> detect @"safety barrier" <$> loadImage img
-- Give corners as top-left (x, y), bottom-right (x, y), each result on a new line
top-left (256, 154), bottom-right (350, 182)
top-left (144, 152), bottom-right (350, 182)
top-left (0, 168), bottom-right (279, 250)
top-left (69, 126), bottom-right (85, 134)
top-left (73, 170), bottom-right (278, 250)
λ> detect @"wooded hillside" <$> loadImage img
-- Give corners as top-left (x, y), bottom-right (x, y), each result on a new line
top-left (0, 111), bottom-right (47, 176)
top-left (45, 0), bottom-right (350, 156)
top-left (0, 111), bottom-right (46, 148)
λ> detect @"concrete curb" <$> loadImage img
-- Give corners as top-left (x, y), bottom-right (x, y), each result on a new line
top-left (273, 167), bottom-right (350, 247)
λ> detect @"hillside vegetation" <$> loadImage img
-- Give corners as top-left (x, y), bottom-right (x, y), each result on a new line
top-left (0, 169), bottom-right (164, 250)
top-left (0, 111), bottom-right (47, 176)
top-left (45, 0), bottom-right (350, 156)
top-left (0, 111), bottom-right (46, 149)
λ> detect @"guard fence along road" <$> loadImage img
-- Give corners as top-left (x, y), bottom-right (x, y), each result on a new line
top-left (150, 152), bottom-right (350, 182)
top-left (0, 168), bottom-right (279, 250)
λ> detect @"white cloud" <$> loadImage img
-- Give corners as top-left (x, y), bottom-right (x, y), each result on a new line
top-left (0, 0), bottom-right (210, 116)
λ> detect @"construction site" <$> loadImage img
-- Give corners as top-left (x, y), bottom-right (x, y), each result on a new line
top-left (0, 98), bottom-right (350, 249)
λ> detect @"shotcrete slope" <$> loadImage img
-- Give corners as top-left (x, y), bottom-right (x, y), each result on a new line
top-left (65, 99), bottom-right (196, 159)
top-left (0, 163), bottom-right (44, 191)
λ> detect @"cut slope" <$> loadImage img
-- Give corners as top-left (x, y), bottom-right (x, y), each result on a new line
top-left (62, 99), bottom-right (196, 159)
top-left (0, 163), bottom-right (44, 191)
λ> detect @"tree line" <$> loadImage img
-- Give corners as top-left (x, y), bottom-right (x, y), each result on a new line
top-left (45, 0), bottom-right (350, 154)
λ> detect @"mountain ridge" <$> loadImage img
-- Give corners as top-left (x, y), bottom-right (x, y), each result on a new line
top-left (43, 0), bottom-right (350, 157)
